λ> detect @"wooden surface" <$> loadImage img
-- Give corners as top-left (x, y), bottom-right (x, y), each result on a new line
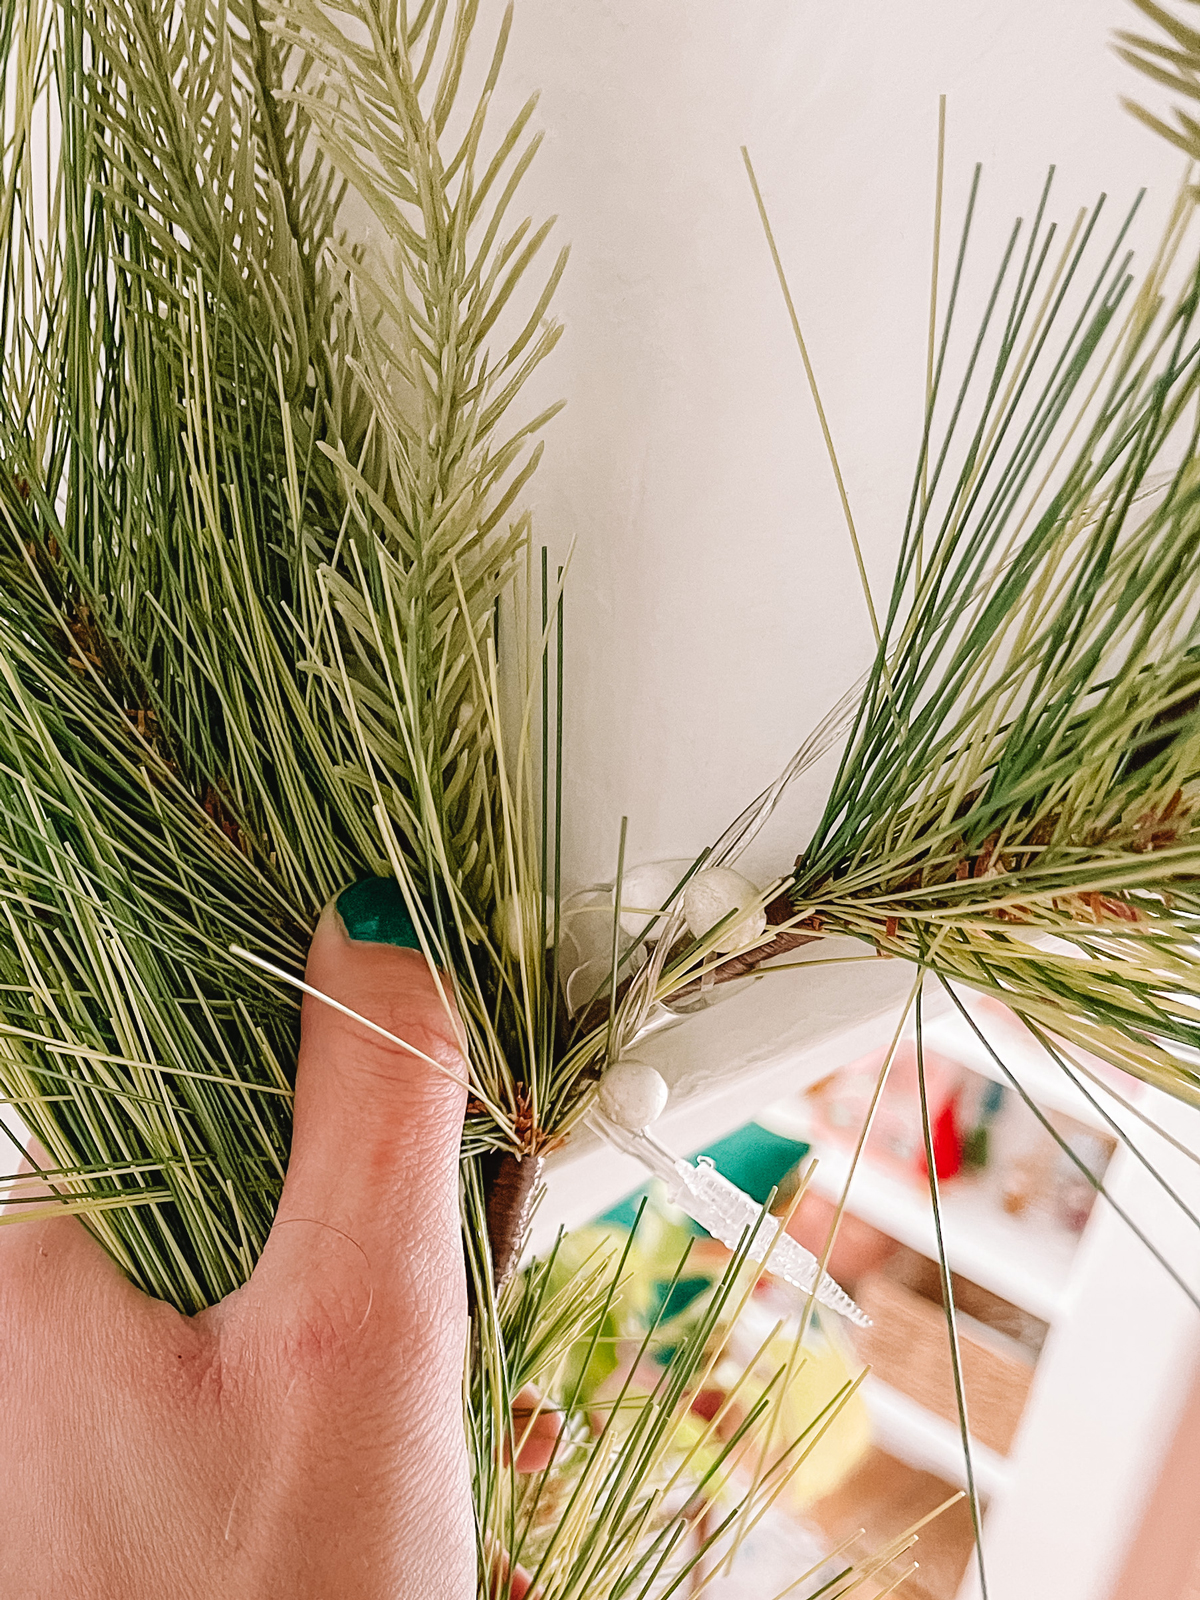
top-left (808, 1447), bottom-right (976, 1600)
top-left (856, 1273), bottom-right (1034, 1457)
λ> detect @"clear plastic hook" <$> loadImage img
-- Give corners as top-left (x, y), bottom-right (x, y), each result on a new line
top-left (588, 1112), bottom-right (869, 1328)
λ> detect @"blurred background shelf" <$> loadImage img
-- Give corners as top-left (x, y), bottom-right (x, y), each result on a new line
top-left (863, 1377), bottom-right (1011, 1501)
top-left (767, 1134), bottom-right (1077, 1325)
top-left (921, 1002), bottom-right (1130, 1138)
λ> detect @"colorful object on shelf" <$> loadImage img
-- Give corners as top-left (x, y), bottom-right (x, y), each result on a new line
top-left (962, 1079), bottom-right (1006, 1170)
top-left (697, 1122), bottom-right (815, 1207)
top-left (922, 1091), bottom-right (965, 1182)
top-left (583, 1135), bottom-right (872, 1512)
top-left (796, 1017), bottom-right (1117, 1242)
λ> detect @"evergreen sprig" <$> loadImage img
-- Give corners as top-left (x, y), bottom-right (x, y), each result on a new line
top-left (0, 0), bottom-right (570, 1316)
top-left (781, 170), bottom-right (1200, 1105)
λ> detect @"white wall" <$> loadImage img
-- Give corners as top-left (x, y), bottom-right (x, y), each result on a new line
top-left (488, 0), bottom-right (1184, 892)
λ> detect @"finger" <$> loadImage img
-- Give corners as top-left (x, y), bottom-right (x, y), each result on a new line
top-left (0, 1137), bottom-right (189, 1497)
top-left (490, 1546), bottom-right (541, 1600)
top-left (247, 882), bottom-right (468, 1321)
top-left (1, 1136), bottom-right (55, 1212)
top-left (507, 1384), bottom-right (565, 1475)
top-left (0, 1138), bottom-right (142, 1308)
top-left (228, 883), bottom-right (474, 1584)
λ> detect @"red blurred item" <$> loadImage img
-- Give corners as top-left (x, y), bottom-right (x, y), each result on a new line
top-left (923, 1090), bottom-right (964, 1181)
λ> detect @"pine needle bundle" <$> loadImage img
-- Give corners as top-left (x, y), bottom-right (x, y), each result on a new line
top-left (571, 172), bottom-right (1200, 1134)
top-left (772, 168), bottom-right (1200, 1107)
top-left (0, 0), bottom-right (573, 1294)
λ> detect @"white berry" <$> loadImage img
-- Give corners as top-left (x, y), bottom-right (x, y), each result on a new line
top-left (618, 859), bottom-right (694, 940)
top-left (683, 866), bottom-right (767, 954)
top-left (598, 1059), bottom-right (670, 1130)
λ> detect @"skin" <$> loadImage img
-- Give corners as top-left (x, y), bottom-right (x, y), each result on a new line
top-left (0, 903), bottom-right (549, 1599)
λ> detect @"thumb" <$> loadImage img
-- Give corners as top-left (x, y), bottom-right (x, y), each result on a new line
top-left (246, 878), bottom-right (468, 1345)
top-left (227, 891), bottom-right (476, 1586)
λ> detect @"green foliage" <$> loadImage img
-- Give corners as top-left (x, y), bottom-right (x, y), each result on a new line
top-left (1118, 0), bottom-right (1200, 160)
top-left (772, 166), bottom-right (1200, 1105)
top-left (0, 0), bottom-right (566, 1308)
top-left (469, 1191), bottom-right (877, 1599)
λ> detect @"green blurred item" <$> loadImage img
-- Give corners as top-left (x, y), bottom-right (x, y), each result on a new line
top-left (598, 1121), bottom-right (810, 1234)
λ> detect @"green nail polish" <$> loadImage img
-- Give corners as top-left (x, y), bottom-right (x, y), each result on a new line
top-left (337, 876), bottom-right (422, 950)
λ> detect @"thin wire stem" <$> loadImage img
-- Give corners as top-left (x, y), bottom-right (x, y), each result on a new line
top-left (742, 145), bottom-right (880, 646)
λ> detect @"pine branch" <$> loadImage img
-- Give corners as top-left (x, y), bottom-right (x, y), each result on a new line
top-left (0, 0), bottom-right (567, 1304)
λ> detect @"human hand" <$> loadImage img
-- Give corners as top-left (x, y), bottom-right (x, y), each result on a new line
top-left (0, 890), bottom-right (487, 1599)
